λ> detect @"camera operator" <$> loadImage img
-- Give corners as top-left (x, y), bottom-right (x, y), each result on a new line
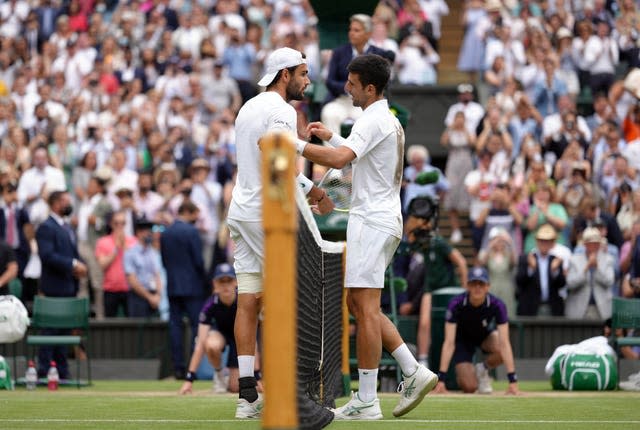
top-left (402, 195), bottom-right (468, 368)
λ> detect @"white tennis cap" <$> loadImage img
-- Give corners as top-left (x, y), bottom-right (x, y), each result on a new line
top-left (257, 47), bottom-right (306, 87)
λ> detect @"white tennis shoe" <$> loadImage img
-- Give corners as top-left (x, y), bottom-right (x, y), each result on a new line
top-left (475, 363), bottom-right (493, 394)
top-left (392, 364), bottom-right (438, 417)
top-left (235, 394), bottom-right (263, 419)
top-left (332, 392), bottom-right (382, 420)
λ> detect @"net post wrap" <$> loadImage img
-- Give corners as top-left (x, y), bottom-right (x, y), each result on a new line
top-left (261, 132), bottom-right (298, 429)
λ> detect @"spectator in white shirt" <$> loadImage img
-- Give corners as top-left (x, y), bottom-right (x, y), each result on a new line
top-left (445, 84), bottom-right (485, 135)
top-left (584, 19), bottom-right (619, 96)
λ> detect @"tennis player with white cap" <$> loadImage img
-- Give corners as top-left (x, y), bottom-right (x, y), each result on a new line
top-left (228, 47), bottom-right (333, 419)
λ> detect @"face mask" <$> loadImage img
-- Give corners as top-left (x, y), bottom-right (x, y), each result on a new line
top-left (143, 235), bottom-right (153, 246)
top-left (62, 205), bottom-right (73, 216)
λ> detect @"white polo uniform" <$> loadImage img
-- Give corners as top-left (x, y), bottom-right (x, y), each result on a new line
top-left (329, 99), bottom-right (405, 289)
top-left (228, 91), bottom-right (298, 280)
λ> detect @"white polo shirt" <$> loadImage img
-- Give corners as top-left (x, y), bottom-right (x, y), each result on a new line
top-left (330, 99), bottom-right (404, 239)
top-left (228, 91), bottom-right (298, 222)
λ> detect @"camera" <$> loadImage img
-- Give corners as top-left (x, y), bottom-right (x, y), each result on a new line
top-left (407, 195), bottom-right (440, 247)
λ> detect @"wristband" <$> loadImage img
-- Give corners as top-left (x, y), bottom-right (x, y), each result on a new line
top-left (507, 372), bottom-right (518, 383)
top-left (295, 138), bottom-right (308, 154)
top-left (185, 371), bottom-right (196, 382)
top-left (437, 371), bottom-right (447, 382)
top-left (296, 173), bottom-right (313, 195)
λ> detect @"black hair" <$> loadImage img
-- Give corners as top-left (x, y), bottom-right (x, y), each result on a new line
top-left (346, 54), bottom-right (391, 95)
top-left (48, 190), bottom-right (67, 207)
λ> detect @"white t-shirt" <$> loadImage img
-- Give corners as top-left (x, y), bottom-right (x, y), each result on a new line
top-left (330, 99), bottom-right (404, 239)
top-left (228, 91), bottom-right (298, 222)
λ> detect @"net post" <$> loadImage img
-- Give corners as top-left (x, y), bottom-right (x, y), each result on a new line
top-left (261, 132), bottom-right (298, 430)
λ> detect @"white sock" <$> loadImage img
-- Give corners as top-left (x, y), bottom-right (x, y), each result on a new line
top-left (358, 368), bottom-right (378, 403)
top-left (391, 344), bottom-right (418, 376)
top-left (238, 355), bottom-right (255, 378)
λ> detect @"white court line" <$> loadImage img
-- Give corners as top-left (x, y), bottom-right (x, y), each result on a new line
top-left (1, 419), bottom-right (639, 424)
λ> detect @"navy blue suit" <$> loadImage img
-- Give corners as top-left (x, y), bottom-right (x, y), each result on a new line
top-left (0, 206), bottom-right (31, 276)
top-left (325, 44), bottom-right (395, 101)
top-left (160, 219), bottom-right (205, 375)
top-left (35, 216), bottom-right (81, 379)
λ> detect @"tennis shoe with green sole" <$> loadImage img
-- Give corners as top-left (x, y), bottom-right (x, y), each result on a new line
top-left (392, 364), bottom-right (438, 417)
top-left (235, 394), bottom-right (263, 419)
top-left (332, 392), bottom-right (382, 420)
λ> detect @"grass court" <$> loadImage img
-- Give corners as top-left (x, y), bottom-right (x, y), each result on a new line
top-left (1, 380), bottom-right (639, 430)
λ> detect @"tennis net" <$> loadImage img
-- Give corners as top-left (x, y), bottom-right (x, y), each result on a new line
top-left (294, 185), bottom-right (345, 429)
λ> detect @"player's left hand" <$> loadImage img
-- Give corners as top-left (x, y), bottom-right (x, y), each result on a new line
top-left (505, 382), bottom-right (520, 395)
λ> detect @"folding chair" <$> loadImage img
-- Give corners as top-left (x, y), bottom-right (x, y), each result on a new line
top-left (610, 297), bottom-right (640, 386)
top-left (26, 297), bottom-right (91, 388)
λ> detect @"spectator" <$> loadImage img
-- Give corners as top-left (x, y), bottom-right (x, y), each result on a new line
top-left (396, 31), bottom-right (439, 85)
top-left (464, 149), bottom-right (497, 252)
top-left (584, 19), bottom-right (618, 96)
top-left (160, 201), bottom-right (205, 380)
top-left (516, 223), bottom-right (566, 317)
top-left (441, 111), bottom-right (475, 244)
top-left (523, 183), bottom-right (569, 254)
top-left (179, 263), bottom-right (241, 395)
top-left (572, 196), bottom-right (624, 250)
top-left (478, 227), bottom-right (517, 316)
top-left (566, 227), bottom-right (615, 320)
top-left (402, 145), bottom-right (448, 216)
top-left (457, 0), bottom-right (491, 83)
top-left (124, 218), bottom-right (163, 318)
top-left (475, 182), bottom-right (523, 253)
top-left (321, 13), bottom-right (394, 135)
top-left (444, 83), bottom-right (485, 136)
top-left (0, 180), bottom-right (32, 293)
top-left (36, 190), bottom-right (87, 379)
top-left (76, 171), bottom-right (112, 320)
top-left (0, 237), bottom-right (17, 296)
top-left (433, 267), bottom-right (520, 395)
top-left (95, 210), bottom-right (137, 317)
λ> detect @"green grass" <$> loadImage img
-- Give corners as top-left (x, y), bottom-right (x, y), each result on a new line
top-left (1, 380), bottom-right (639, 430)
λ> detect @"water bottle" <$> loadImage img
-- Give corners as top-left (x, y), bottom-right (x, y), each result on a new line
top-left (47, 361), bottom-right (59, 391)
top-left (25, 360), bottom-right (37, 391)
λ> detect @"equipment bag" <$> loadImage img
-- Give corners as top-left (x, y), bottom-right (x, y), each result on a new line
top-left (0, 295), bottom-right (29, 343)
top-left (550, 352), bottom-right (618, 391)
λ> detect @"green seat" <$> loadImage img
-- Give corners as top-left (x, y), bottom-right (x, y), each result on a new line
top-left (26, 297), bottom-right (91, 388)
top-left (610, 297), bottom-right (640, 387)
top-left (8, 278), bottom-right (22, 299)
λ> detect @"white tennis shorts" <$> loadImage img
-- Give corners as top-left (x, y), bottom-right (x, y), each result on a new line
top-left (345, 217), bottom-right (400, 289)
top-left (227, 218), bottom-right (264, 276)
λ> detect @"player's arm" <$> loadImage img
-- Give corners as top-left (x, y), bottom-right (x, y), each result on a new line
top-left (497, 322), bottom-right (520, 395)
top-left (303, 122), bottom-right (356, 169)
top-left (434, 321), bottom-right (457, 393)
top-left (179, 323), bottom-right (211, 395)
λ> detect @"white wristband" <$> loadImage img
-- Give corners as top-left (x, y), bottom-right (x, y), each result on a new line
top-left (296, 172), bottom-right (314, 195)
top-left (295, 138), bottom-right (308, 154)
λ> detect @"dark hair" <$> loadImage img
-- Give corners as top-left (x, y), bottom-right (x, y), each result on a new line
top-left (48, 190), bottom-right (67, 207)
top-left (267, 52), bottom-right (307, 88)
top-left (346, 54), bottom-right (390, 95)
top-left (178, 200), bottom-right (199, 215)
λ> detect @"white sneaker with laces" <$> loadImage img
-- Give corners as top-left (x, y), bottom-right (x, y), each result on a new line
top-left (212, 369), bottom-right (228, 394)
top-left (475, 363), bottom-right (493, 394)
top-left (450, 229), bottom-right (463, 244)
top-left (332, 392), bottom-right (382, 420)
top-left (392, 364), bottom-right (438, 417)
top-left (235, 394), bottom-right (263, 419)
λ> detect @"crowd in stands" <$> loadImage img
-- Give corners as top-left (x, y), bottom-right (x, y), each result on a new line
top-left (395, 0), bottom-right (640, 336)
top-left (0, 0), bottom-right (638, 340)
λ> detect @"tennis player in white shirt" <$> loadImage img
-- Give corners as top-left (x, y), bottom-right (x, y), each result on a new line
top-left (227, 47), bottom-right (334, 419)
top-left (301, 54), bottom-right (438, 420)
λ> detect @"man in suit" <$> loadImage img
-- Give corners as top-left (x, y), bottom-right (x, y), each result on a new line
top-left (321, 14), bottom-right (395, 134)
top-left (515, 224), bottom-right (566, 316)
top-left (160, 201), bottom-right (206, 379)
top-left (565, 227), bottom-right (615, 320)
top-left (0, 180), bottom-right (33, 291)
top-left (35, 190), bottom-right (87, 378)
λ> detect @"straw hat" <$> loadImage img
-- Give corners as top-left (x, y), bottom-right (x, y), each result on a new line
top-left (536, 224), bottom-right (557, 241)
